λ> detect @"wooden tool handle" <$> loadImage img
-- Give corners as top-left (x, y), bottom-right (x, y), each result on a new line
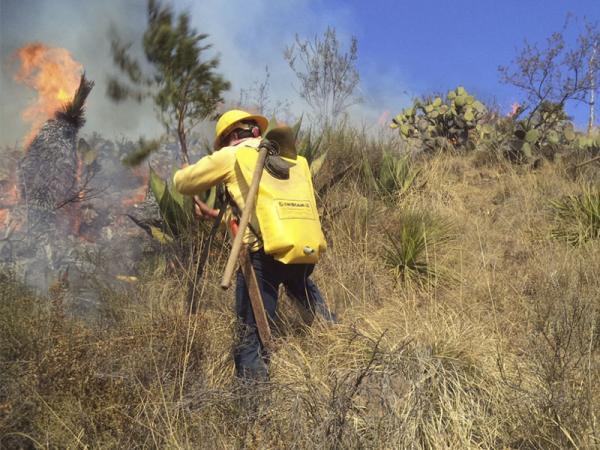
top-left (238, 245), bottom-right (272, 349)
top-left (220, 145), bottom-right (269, 289)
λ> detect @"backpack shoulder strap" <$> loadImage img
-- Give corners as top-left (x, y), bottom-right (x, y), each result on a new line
top-left (220, 185), bottom-right (262, 245)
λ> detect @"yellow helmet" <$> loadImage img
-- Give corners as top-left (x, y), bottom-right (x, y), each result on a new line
top-left (214, 109), bottom-right (268, 149)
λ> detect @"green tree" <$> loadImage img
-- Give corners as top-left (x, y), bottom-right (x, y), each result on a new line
top-left (108, 0), bottom-right (230, 164)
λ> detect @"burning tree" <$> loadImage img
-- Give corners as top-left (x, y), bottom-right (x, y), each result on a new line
top-left (1, 42), bottom-right (101, 293)
top-left (13, 43), bottom-right (85, 145)
top-left (19, 75), bottom-right (94, 236)
top-left (3, 42), bottom-right (174, 299)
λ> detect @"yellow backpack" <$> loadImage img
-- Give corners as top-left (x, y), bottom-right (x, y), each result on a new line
top-left (234, 146), bottom-right (327, 264)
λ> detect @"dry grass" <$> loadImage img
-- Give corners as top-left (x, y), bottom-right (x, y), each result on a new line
top-left (1, 131), bottom-right (599, 449)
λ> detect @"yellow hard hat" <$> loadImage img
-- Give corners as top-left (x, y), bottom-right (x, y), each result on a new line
top-left (214, 109), bottom-right (268, 149)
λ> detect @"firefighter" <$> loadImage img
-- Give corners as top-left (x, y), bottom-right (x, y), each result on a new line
top-left (174, 109), bottom-right (335, 380)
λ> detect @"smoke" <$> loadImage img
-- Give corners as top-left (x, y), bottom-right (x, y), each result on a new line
top-left (0, 0), bottom-right (417, 301)
top-left (1, 0), bottom-right (158, 147)
top-left (181, 0), bottom-right (357, 122)
top-left (1, 0), bottom-right (413, 147)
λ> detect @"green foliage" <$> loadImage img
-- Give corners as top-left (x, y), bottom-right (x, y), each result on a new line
top-left (147, 167), bottom-right (214, 241)
top-left (512, 102), bottom-right (573, 161)
top-left (121, 137), bottom-right (162, 167)
top-left (293, 116), bottom-right (328, 175)
top-left (108, 0), bottom-right (230, 164)
top-left (486, 102), bottom-right (595, 163)
top-left (363, 151), bottom-right (421, 198)
top-left (391, 86), bottom-right (487, 152)
top-left (575, 133), bottom-right (600, 152)
top-left (551, 185), bottom-right (600, 245)
top-left (382, 210), bottom-right (454, 285)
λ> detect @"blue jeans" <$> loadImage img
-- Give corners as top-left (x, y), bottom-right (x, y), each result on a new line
top-left (234, 249), bottom-right (336, 380)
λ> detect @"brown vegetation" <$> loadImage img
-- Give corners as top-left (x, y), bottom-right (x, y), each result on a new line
top-left (1, 128), bottom-right (599, 449)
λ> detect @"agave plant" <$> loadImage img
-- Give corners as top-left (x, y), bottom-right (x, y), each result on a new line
top-left (144, 167), bottom-right (215, 243)
top-left (292, 116), bottom-right (327, 176)
top-left (382, 210), bottom-right (454, 285)
top-left (550, 185), bottom-right (600, 246)
top-left (362, 151), bottom-right (421, 199)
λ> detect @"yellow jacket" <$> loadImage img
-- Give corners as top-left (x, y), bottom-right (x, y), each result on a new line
top-left (173, 138), bottom-right (262, 249)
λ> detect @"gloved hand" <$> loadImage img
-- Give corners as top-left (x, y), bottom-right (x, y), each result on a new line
top-left (179, 162), bottom-right (219, 219)
top-left (193, 197), bottom-right (219, 219)
top-left (259, 138), bottom-right (279, 156)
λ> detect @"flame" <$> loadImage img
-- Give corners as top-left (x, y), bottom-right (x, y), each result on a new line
top-left (509, 102), bottom-right (521, 117)
top-left (1, 184), bottom-right (20, 207)
top-left (13, 43), bottom-right (83, 146)
top-left (122, 184), bottom-right (148, 208)
top-left (0, 184), bottom-right (22, 232)
top-left (0, 209), bottom-right (8, 227)
top-left (122, 167), bottom-right (149, 208)
top-left (377, 110), bottom-right (391, 127)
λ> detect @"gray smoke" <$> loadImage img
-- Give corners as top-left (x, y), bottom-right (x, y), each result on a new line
top-left (0, 0), bottom-right (160, 147)
top-left (1, 0), bottom-right (411, 149)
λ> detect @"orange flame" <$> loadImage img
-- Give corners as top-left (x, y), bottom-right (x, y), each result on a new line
top-left (121, 186), bottom-right (148, 208)
top-left (377, 110), bottom-right (391, 127)
top-left (0, 184), bottom-right (20, 231)
top-left (122, 167), bottom-right (149, 208)
top-left (13, 43), bottom-right (83, 146)
top-left (1, 184), bottom-right (20, 207)
top-left (0, 209), bottom-right (8, 227)
top-left (509, 102), bottom-right (521, 118)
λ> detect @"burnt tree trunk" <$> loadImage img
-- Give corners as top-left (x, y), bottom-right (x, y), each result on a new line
top-left (19, 75), bottom-right (94, 236)
top-left (16, 75), bottom-right (94, 290)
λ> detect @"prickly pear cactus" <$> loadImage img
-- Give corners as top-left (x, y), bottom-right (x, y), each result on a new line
top-left (390, 86), bottom-right (487, 152)
top-left (500, 102), bottom-right (579, 163)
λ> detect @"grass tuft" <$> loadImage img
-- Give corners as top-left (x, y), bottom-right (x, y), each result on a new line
top-left (382, 208), bottom-right (455, 286)
top-left (550, 184), bottom-right (600, 245)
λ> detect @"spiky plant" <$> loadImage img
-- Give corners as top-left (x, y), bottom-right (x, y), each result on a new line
top-left (550, 185), bottom-right (600, 245)
top-left (362, 151), bottom-right (420, 199)
top-left (19, 74), bottom-right (94, 233)
top-left (390, 86), bottom-right (487, 153)
top-left (55, 74), bottom-right (94, 128)
top-left (382, 210), bottom-right (454, 285)
top-left (292, 117), bottom-right (327, 175)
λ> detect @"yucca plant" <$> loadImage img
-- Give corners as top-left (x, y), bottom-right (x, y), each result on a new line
top-left (382, 210), bottom-right (454, 285)
top-left (550, 185), bottom-right (600, 245)
top-left (362, 151), bottom-right (420, 199)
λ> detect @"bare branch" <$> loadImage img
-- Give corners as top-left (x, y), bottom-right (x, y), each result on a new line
top-left (285, 27), bottom-right (360, 126)
top-left (499, 18), bottom-right (599, 123)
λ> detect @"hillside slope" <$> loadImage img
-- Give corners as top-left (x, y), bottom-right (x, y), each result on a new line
top-left (1, 139), bottom-right (599, 449)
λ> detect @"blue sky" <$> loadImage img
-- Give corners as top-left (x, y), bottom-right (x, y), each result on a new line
top-left (347, 0), bottom-right (598, 124)
top-left (1, 0), bottom-right (598, 145)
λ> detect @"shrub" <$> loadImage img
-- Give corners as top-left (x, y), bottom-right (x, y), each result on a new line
top-left (482, 102), bottom-right (599, 165)
top-left (382, 209), bottom-right (454, 286)
top-left (550, 184), bottom-right (600, 245)
top-left (362, 150), bottom-right (421, 199)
